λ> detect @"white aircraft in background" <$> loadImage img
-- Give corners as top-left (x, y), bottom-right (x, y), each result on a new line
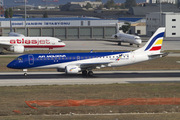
top-left (104, 23), bottom-right (142, 47)
top-left (0, 18), bottom-right (65, 54)
top-left (7, 28), bottom-right (167, 76)
top-left (0, 37), bottom-right (65, 54)
top-left (111, 31), bottom-right (142, 47)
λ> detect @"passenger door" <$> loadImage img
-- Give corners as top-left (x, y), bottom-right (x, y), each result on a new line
top-left (28, 55), bottom-right (34, 65)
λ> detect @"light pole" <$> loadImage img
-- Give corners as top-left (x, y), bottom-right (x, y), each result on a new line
top-left (159, 0), bottom-right (161, 27)
top-left (25, 0), bottom-right (26, 36)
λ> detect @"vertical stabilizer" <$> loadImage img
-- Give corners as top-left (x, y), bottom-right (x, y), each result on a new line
top-left (10, 17), bottom-right (13, 32)
top-left (134, 27), bottom-right (165, 54)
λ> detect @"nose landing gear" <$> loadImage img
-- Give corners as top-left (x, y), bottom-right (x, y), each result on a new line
top-left (23, 69), bottom-right (28, 76)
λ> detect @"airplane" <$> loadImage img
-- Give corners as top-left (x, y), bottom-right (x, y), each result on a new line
top-left (0, 17), bottom-right (65, 54)
top-left (103, 23), bottom-right (142, 47)
top-left (7, 27), bottom-right (166, 76)
top-left (110, 31), bottom-right (142, 47)
top-left (0, 37), bottom-right (66, 54)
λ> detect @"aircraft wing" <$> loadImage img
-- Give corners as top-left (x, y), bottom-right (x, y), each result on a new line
top-left (0, 43), bottom-right (12, 48)
top-left (103, 39), bottom-right (122, 42)
top-left (77, 62), bottom-right (112, 69)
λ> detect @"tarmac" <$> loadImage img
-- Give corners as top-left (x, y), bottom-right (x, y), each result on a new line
top-left (0, 70), bottom-right (180, 86)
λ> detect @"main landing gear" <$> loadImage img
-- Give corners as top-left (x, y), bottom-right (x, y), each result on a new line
top-left (0, 52), bottom-right (4, 54)
top-left (82, 70), bottom-right (93, 76)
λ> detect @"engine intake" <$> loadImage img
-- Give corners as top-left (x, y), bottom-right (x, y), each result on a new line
top-left (9, 45), bottom-right (24, 53)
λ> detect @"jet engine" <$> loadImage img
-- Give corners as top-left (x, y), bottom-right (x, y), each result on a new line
top-left (9, 45), bottom-right (24, 53)
top-left (65, 65), bottom-right (80, 74)
top-left (112, 34), bottom-right (118, 39)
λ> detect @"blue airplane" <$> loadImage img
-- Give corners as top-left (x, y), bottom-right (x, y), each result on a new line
top-left (7, 27), bottom-right (166, 76)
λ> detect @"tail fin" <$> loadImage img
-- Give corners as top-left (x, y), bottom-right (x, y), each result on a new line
top-left (134, 27), bottom-right (165, 53)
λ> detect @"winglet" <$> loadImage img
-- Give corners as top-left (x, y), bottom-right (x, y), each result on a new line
top-left (90, 49), bottom-right (93, 53)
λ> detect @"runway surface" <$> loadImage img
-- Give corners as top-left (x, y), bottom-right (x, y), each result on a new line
top-left (1, 71), bottom-right (180, 86)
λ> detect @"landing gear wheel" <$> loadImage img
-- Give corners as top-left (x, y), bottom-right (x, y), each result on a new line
top-left (130, 43), bottom-right (133, 45)
top-left (82, 70), bottom-right (87, 76)
top-left (118, 42), bottom-right (121, 45)
top-left (88, 71), bottom-right (93, 76)
top-left (137, 45), bottom-right (139, 47)
top-left (24, 73), bottom-right (27, 76)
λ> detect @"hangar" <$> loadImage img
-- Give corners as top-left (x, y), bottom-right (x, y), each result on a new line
top-left (0, 17), bottom-right (118, 39)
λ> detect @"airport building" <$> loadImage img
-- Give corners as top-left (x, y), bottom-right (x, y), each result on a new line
top-left (146, 12), bottom-right (180, 37)
top-left (146, 0), bottom-right (176, 4)
top-left (0, 17), bottom-right (118, 39)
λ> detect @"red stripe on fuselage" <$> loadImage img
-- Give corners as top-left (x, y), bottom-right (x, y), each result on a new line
top-left (150, 46), bottom-right (161, 51)
top-left (24, 45), bottom-right (65, 48)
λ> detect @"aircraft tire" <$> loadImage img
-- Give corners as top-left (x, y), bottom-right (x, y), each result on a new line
top-left (82, 70), bottom-right (87, 76)
top-left (24, 73), bottom-right (27, 76)
top-left (88, 71), bottom-right (93, 76)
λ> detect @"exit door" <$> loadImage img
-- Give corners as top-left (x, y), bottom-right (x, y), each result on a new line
top-left (28, 55), bottom-right (34, 65)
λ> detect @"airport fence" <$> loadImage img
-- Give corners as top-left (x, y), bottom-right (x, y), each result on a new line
top-left (25, 97), bottom-right (180, 109)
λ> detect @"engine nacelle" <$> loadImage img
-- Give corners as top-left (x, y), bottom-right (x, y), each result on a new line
top-left (65, 65), bottom-right (80, 74)
top-left (112, 34), bottom-right (119, 39)
top-left (9, 45), bottom-right (24, 53)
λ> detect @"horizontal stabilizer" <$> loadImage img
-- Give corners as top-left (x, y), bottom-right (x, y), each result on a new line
top-left (148, 52), bottom-right (169, 58)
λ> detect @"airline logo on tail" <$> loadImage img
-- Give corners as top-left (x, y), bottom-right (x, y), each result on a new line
top-left (144, 31), bottom-right (165, 51)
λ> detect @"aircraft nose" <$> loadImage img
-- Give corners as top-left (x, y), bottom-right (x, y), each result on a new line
top-left (136, 39), bottom-right (142, 45)
top-left (7, 61), bottom-right (15, 68)
top-left (62, 42), bottom-right (66, 47)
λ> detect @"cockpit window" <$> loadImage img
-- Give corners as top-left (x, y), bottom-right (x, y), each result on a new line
top-left (15, 57), bottom-right (23, 61)
top-left (58, 40), bottom-right (62, 42)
